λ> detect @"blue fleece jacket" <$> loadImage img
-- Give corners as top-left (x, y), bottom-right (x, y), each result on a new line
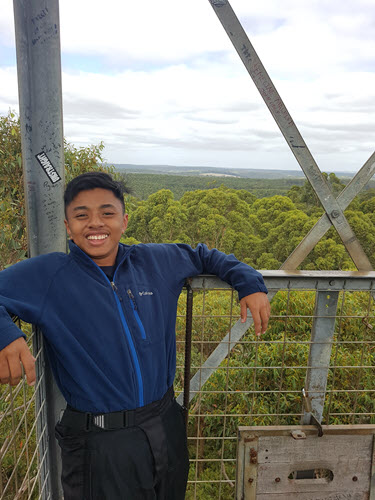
top-left (0, 241), bottom-right (267, 412)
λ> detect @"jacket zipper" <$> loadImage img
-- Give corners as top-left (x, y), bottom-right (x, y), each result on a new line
top-left (127, 289), bottom-right (147, 340)
top-left (72, 244), bottom-right (144, 407)
top-left (111, 285), bottom-right (144, 407)
top-left (110, 265), bottom-right (144, 407)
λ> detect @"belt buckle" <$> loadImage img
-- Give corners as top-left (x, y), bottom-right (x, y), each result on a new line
top-left (93, 414), bottom-right (106, 429)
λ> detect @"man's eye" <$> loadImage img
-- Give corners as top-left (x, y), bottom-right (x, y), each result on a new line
top-left (75, 214), bottom-right (87, 218)
top-left (103, 212), bottom-right (114, 216)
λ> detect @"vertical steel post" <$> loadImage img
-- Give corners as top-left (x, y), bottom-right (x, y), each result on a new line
top-left (301, 291), bottom-right (339, 424)
top-left (13, 0), bottom-right (65, 498)
top-left (183, 280), bottom-right (193, 429)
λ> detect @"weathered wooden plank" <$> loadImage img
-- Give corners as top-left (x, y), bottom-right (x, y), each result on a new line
top-left (256, 492), bottom-right (367, 500)
top-left (237, 426), bottom-right (375, 499)
top-left (243, 436), bottom-right (258, 500)
top-left (257, 460), bottom-right (370, 494)
top-left (236, 431), bottom-right (246, 500)
top-left (239, 425), bottom-right (375, 437)
top-left (257, 434), bottom-right (372, 464)
top-left (370, 435), bottom-right (375, 500)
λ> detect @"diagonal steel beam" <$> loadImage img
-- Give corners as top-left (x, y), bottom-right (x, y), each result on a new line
top-left (180, 1), bottom-right (373, 406)
top-left (208, 0), bottom-right (372, 271)
top-left (282, 152), bottom-right (375, 269)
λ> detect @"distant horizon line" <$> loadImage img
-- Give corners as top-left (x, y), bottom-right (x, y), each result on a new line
top-left (111, 163), bottom-right (356, 176)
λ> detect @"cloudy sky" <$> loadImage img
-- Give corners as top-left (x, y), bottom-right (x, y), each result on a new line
top-left (1, 0), bottom-right (374, 172)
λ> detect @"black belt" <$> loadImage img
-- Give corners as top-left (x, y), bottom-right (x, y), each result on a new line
top-left (60, 386), bottom-right (175, 432)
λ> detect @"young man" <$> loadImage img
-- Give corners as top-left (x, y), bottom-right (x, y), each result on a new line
top-left (0, 172), bottom-right (270, 499)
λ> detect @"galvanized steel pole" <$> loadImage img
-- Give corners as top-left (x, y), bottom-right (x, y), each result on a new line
top-left (13, 0), bottom-right (65, 497)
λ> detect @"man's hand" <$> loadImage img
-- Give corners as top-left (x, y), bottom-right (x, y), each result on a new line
top-left (0, 337), bottom-right (36, 386)
top-left (240, 292), bottom-right (270, 336)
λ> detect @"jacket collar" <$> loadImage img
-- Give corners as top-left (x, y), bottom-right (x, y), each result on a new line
top-left (68, 240), bottom-right (131, 278)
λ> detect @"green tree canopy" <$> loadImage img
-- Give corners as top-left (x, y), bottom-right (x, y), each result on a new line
top-left (0, 111), bottom-right (118, 269)
top-left (2, 111), bottom-right (375, 272)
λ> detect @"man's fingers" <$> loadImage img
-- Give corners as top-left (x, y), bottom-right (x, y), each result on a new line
top-left (260, 306), bottom-right (270, 334)
top-left (0, 338), bottom-right (36, 386)
top-left (7, 352), bottom-right (23, 385)
top-left (240, 301), bottom-right (247, 323)
top-left (0, 348), bottom-right (11, 384)
top-left (240, 293), bottom-right (271, 336)
top-left (252, 310), bottom-right (262, 336)
top-left (20, 350), bottom-right (36, 386)
top-left (0, 356), bottom-right (10, 384)
top-left (260, 299), bottom-right (271, 334)
top-left (241, 303), bottom-right (262, 335)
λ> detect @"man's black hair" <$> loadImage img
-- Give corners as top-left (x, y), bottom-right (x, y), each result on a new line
top-left (64, 171), bottom-right (129, 215)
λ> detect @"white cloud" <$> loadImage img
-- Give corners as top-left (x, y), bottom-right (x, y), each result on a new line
top-left (59, 0), bottom-right (226, 64)
top-left (0, 67), bottom-right (18, 110)
top-left (0, 0), bottom-right (374, 172)
top-left (0, 2), bottom-right (14, 46)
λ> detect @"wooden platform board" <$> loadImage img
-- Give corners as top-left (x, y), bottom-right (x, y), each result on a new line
top-left (236, 425), bottom-right (375, 500)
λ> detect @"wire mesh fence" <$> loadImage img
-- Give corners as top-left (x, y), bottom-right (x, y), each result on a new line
top-left (1, 273), bottom-right (374, 499)
top-left (0, 322), bottom-right (51, 500)
top-left (175, 273), bottom-right (375, 499)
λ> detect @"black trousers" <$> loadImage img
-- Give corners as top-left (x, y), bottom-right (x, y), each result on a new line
top-left (55, 396), bottom-right (189, 500)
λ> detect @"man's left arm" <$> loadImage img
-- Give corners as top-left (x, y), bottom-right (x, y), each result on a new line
top-left (158, 243), bottom-right (271, 335)
top-left (191, 245), bottom-right (271, 335)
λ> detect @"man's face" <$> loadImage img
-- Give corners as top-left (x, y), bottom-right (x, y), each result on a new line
top-left (64, 188), bottom-right (128, 267)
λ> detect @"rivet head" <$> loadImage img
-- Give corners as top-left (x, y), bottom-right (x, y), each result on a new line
top-left (331, 210), bottom-right (340, 219)
top-left (275, 477), bottom-right (281, 483)
top-left (352, 476), bottom-right (358, 481)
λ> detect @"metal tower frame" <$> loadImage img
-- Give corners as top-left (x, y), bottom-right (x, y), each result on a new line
top-left (179, 0), bottom-right (375, 428)
top-left (10, 1), bottom-right (375, 497)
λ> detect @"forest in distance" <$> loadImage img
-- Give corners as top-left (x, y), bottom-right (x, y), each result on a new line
top-left (1, 109), bottom-right (375, 272)
top-left (118, 171), bottom-right (375, 272)
top-left (115, 164), bottom-right (373, 201)
top-left (119, 171), bottom-right (306, 200)
top-left (1, 111), bottom-right (375, 499)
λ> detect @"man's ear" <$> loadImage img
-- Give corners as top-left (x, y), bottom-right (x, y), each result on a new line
top-left (64, 219), bottom-right (72, 238)
top-left (122, 214), bottom-right (129, 233)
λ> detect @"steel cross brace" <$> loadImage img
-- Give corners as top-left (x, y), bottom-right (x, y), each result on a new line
top-left (282, 151), bottom-right (375, 269)
top-left (208, 0), bottom-right (373, 272)
top-left (178, 0), bottom-right (374, 406)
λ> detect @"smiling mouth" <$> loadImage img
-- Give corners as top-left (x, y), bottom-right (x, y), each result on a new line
top-left (87, 234), bottom-right (109, 240)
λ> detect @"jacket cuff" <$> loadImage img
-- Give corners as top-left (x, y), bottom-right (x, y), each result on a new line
top-left (0, 324), bottom-right (26, 351)
top-left (237, 281), bottom-right (268, 300)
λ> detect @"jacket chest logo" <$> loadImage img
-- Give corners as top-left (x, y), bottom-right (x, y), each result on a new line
top-left (138, 291), bottom-right (153, 296)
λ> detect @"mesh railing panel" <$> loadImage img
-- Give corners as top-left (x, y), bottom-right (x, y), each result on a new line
top-left (0, 322), bottom-right (50, 500)
top-left (175, 279), bottom-right (375, 499)
top-left (1, 275), bottom-right (374, 499)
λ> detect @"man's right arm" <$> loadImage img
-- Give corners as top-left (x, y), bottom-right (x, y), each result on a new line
top-left (0, 254), bottom-right (62, 386)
